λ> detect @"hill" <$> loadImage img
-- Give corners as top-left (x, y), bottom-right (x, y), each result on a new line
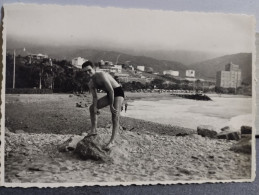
top-left (9, 45), bottom-right (189, 75)
top-left (188, 53), bottom-right (252, 84)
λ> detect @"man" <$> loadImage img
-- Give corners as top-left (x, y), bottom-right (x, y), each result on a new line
top-left (82, 61), bottom-right (124, 149)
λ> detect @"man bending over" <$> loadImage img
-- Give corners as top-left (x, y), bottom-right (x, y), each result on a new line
top-left (82, 61), bottom-right (124, 149)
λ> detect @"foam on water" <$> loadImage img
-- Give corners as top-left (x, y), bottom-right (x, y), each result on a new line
top-left (126, 96), bottom-right (252, 131)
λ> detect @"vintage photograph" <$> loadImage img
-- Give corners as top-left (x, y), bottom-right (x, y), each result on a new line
top-left (1, 4), bottom-right (255, 186)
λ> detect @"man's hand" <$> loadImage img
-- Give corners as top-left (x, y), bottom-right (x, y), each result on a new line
top-left (110, 105), bottom-right (118, 115)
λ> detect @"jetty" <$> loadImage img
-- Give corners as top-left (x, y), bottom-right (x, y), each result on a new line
top-left (171, 93), bottom-right (212, 101)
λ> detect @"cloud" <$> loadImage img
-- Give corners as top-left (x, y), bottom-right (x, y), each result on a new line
top-left (5, 4), bottom-right (255, 54)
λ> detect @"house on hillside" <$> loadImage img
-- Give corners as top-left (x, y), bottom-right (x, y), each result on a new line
top-left (186, 70), bottom-right (195, 77)
top-left (72, 57), bottom-right (88, 69)
top-left (104, 61), bottom-right (113, 66)
top-left (163, 70), bottom-right (179, 76)
top-left (137, 66), bottom-right (145, 71)
top-left (28, 53), bottom-right (48, 60)
top-left (114, 73), bottom-right (130, 83)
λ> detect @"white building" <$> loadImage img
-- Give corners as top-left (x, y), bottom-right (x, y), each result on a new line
top-left (113, 65), bottom-right (122, 73)
top-left (72, 57), bottom-right (88, 69)
top-left (29, 53), bottom-right (48, 60)
top-left (163, 70), bottom-right (179, 76)
top-left (137, 66), bottom-right (145, 71)
top-left (186, 70), bottom-right (195, 77)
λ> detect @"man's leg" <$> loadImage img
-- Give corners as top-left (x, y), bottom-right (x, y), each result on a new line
top-left (106, 96), bottom-right (124, 148)
top-left (89, 95), bottom-right (109, 134)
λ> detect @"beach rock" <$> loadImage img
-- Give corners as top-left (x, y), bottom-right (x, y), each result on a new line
top-left (241, 134), bottom-right (252, 139)
top-left (75, 134), bottom-right (113, 163)
top-left (217, 131), bottom-right (241, 141)
top-left (230, 138), bottom-right (252, 154)
top-left (241, 126), bottom-right (252, 134)
top-left (197, 125), bottom-right (217, 138)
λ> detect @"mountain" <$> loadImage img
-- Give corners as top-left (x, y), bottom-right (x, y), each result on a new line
top-left (7, 44), bottom-right (188, 74)
top-left (188, 53), bottom-right (252, 84)
top-left (135, 50), bottom-right (225, 66)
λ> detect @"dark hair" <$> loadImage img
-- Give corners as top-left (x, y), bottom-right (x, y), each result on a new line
top-left (82, 61), bottom-right (93, 69)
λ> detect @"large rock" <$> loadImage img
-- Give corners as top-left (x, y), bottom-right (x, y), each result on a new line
top-left (197, 125), bottom-right (217, 138)
top-left (217, 131), bottom-right (241, 141)
top-left (230, 138), bottom-right (252, 154)
top-left (75, 134), bottom-right (113, 163)
top-left (58, 129), bottom-right (130, 164)
top-left (241, 126), bottom-right (252, 134)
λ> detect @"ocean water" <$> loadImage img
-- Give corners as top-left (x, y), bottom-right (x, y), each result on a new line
top-left (124, 95), bottom-right (252, 131)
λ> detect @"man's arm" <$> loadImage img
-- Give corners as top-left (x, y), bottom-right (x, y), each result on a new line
top-left (100, 73), bottom-right (117, 115)
top-left (89, 81), bottom-right (98, 113)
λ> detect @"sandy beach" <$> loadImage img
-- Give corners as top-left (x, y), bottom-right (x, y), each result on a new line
top-left (4, 93), bottom-right (252, 183)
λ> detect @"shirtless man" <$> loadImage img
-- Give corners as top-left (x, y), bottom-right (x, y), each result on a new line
top-left (82, 61), bottom-right (124, 149)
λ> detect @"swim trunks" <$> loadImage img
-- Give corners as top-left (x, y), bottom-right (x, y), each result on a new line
top-left (107, 86), bottom-right (125, 98)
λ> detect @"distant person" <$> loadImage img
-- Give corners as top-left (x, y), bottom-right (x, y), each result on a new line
top-left (124, 100), bottom-right (128, 113)
top-left (82, 61), bottom-right (124, 150)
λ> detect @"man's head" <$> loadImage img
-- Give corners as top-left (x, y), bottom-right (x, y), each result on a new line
top-left (82, 61), bottom-right (95, 77)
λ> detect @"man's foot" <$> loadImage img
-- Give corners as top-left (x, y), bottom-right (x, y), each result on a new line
top-left (81, 132), bottom-right (97, 137)
top-left (103, 142), bottom-right (116, 151)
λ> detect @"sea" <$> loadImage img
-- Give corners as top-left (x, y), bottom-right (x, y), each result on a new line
top-left (123, 94), bottom-right (253, 131)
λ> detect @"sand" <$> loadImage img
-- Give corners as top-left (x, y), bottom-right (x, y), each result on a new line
top-left (4, 93), bottom-right (252, 183)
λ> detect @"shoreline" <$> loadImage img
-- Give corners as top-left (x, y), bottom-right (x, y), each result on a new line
top-left (5, 93), bottom-right (252, 136)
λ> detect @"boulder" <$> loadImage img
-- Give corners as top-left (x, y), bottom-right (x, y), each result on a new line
top-left (241, 126), bottom-right (252, 134)
top-left (217, 131), bottom-right (241, 141)
top-left (197, 125), bottom-right (217, 138)
top-left (241, 134), bottom-right (252, 139)
top-left (230, 138), bottom-right (252, 154)
top-left (75, 134), bottom-right (113, 163)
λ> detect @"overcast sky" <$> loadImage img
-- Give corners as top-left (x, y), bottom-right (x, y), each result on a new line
top-left (5, 4), bottom-right (255, 55)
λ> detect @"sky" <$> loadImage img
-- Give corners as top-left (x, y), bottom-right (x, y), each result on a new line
top-left (4, 4), bottom-right (255, 57)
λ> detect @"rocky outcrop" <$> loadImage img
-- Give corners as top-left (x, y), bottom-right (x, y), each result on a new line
top-left (241, 126), bottom-right (252, 139)
top-left (217, 131), bottom-right (241, 141)
top-left (241, 126), bottom-right (252, 134)
top-left (197, 125), bottom-right (217, 138)
top-left (75, 134), bottom-right (113, 163)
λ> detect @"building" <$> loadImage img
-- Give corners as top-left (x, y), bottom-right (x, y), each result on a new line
top-left (114, 73), bottom-right (130, 83)
top-left (113, 65), bottom-right (122, 73)
top-left (137, 66), bottom-right (145, 71)
top-left (104, 61), bottom-right (113, 66)
top-left (216, 62), bottom-right (242, 88)
top-left (163, 70), bottom-right (179, 76)
top-left (28, 53), bottom-right (48, 60)
top-left (186, 70), bottom-right (195, 77)
top-left (72, 57), bottom-right (88, 69)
